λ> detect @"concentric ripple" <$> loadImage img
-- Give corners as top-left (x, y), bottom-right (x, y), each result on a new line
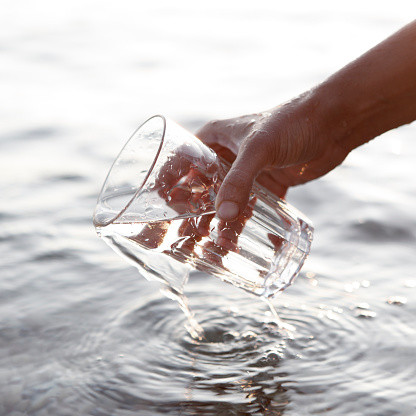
top-left (59, 281), bottom-right (294, 414)
top-left (58, 273), bottom-right (416, 415)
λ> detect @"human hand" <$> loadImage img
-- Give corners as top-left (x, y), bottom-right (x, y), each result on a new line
top-left (196, 94), bottom-right (350, 221)
top-left (196, 20), bottom-right (416, 223)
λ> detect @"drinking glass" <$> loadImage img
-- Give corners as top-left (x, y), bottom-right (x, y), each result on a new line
top-left (93, 115), bottom-right (313, 298)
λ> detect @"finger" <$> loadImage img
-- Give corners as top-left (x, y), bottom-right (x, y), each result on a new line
top-left (177, 214), bottom-right (214, 241)
top-left (168, 213), bottom-right (215, 261)
top-left (155, 153), bottom-right (192, 199)
top-left (198, 199), bottom-right (254, 271)
top-left (211, 146), bottom-right (236, 165)
top-left (216, 198), bottom-right (254, 252)
top-left (169, 218), bottom-right (199, 258)
top-left (154, 141), bottom-right (214, 196)
top-left (195, 120), bottom-right (220, 146)
top-left (131, 221), bottom-right (170, 249)
top-left (196, 115), bottom-right (261, 155)
top-left (255, 170), bottom-right (288, 199)
top-left (216, 136), bottom-right (273, 221)
top-left (153, 141), bottom-right (218, 216)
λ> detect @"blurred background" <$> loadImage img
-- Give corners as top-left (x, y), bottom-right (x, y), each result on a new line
top-left (1, 1), bottom-right (416, 415)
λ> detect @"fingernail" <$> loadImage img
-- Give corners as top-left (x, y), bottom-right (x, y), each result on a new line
top-left (217, 201), bottom-right (239, 221)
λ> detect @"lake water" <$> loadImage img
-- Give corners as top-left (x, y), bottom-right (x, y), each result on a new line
top-left (1, 1), bottom-right (416, 415)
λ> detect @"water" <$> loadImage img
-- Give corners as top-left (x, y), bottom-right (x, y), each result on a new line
top-left (95, 210), bottom-right (310, 338)
top-left (2, 1), bottom-right (416, 415)
top-left (96, 201), bottom-right (312, 299)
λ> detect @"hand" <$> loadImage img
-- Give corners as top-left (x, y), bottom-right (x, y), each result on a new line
top-left (196, 95), bottom-right (350, 221)
top-left (196, 20), bottom-right (416, 223)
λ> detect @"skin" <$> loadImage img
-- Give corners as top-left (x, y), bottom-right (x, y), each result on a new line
top-left (196, 19), bottom-right (416, 222)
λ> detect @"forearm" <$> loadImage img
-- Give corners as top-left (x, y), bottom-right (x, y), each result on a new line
top-left (312, 19), bottom-right (416, 152)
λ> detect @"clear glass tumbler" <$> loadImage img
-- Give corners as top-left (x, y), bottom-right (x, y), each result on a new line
top-left (93, 115), bottom-right (313, 298)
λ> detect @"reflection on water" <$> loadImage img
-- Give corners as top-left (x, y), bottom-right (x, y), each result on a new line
top-left (1, 0), bottom-right (416, 415)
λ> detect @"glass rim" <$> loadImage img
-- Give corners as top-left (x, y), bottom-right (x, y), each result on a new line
top-left (93, 114), bottom-right (167, 227)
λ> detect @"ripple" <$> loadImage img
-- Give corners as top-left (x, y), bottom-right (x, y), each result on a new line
top-left (59, 286), bottom-right (295, 414)
top-left (275, 295), bottom-right (416, 415)
top-left (57, 277), bottom-right (416, 415)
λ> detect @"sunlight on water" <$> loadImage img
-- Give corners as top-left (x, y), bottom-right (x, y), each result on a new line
top-left (1, 0), bottom-right (416, 415)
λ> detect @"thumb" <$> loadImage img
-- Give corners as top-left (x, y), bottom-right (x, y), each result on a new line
top-left (215, 142), bottom-right (270, 221)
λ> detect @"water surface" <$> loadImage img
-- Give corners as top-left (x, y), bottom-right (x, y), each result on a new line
top-left (1, 1), bottom-right (416, 415)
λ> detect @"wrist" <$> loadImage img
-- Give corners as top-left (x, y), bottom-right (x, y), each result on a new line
top-left (309, 79), bottom-right (378, 154)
